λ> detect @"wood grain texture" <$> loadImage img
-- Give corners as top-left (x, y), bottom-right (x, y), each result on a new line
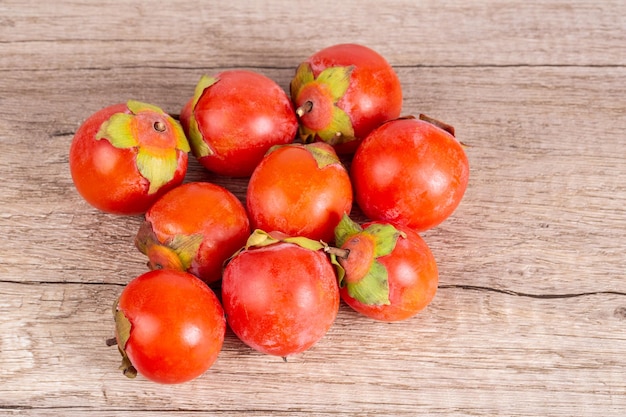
top-left (1, 1), bottom-right (625, 416)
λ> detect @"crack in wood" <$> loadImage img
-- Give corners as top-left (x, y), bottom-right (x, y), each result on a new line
top-left (2, 279), bottom-right (624, 299)
top-left (439, 284), bottom-right (626, 299)
top-left (50, 130), bottom-right (74, 137)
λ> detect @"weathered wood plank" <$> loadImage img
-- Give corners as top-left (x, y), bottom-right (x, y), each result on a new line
top-left (1, 0), bottom-right (625, 415)
top-left (1, 66), bottom-right (624, 294)
top-left (1, 0), bottom-right (625, 70)
top-left (1, 282), bottom-right (624, 415)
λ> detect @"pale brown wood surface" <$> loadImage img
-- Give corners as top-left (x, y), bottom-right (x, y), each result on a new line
top-left (1, 1), bottom-right (625, 416)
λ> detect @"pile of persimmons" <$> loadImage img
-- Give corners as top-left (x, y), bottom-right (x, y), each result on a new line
top-left (69, 43), bottom-right (469, 384)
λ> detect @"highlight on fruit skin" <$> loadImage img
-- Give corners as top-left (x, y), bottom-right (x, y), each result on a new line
top-left (69, 100), bottom-right (190, 215)
top-left (221, 230), bottom-right (340, 358)
top-left (330, 214), bottom-right (439, 322)
top-left (246, 141), bottom-right (353, 243)
top-left (134, 181), bottom-right (251, 285)
top-left (290, 43), bottom-right (403, 154)
top-left (350, 115), bottom-right (469, 232)
top-left (112, 269), bottom-right (226, 384)
top-left (180, 69), bottom-right (299, 177)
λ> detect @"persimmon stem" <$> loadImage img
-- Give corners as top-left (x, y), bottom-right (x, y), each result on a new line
top-left (153, 121), bottom-right (167, 132)
top-left (324, 246), bottom-right (350, 259)
top-left (295, 100), bottom-right (313, 117)
top-left (419, 113), bottom-right (455, 137)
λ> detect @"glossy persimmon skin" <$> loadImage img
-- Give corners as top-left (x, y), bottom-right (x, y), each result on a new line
top-left (246, 143), bottom-right (352, 243)
top-left (117, 269), bottom-right (225, 384)
top-left (182, 70), bottom-right (298, 177)
top-left (143, 182), bottom-right (250, 284)
top-left (69, 103), bottom-right (187, 215)
top-left (339, 222), bottom-right (439, 322)
top-left (221, 242), bottom-right (339, 357)
top-left (295, 43), bottom-right (403, 154)
top-left (351, 118), bottom-right (470, 232)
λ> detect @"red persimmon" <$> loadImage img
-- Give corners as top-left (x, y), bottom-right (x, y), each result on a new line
top-left (113, 269), bottom-right (225, 384)
top-left (135, 182), bottom-right (250, 284)
top-left (221, 231), bottom-right (340, 357)
top-left (180, 70), bottom-right (298, 177)
top-left (351, 116), bottom-right (469, 232)
top-left (246, 142), bottom-right (352, 243)
top-left (290, 43), bottom-right (402, 154)
top-left (333, 215), bottom-right (438, 322)
top-left (69, 100), bottom-right (189, 215)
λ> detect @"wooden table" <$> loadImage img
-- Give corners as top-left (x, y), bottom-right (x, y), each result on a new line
top-left (1, 1), bottom-right (625, 415)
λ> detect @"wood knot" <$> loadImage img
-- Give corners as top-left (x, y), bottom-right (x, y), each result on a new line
top-left (613, 307), bottom-right (626, 320)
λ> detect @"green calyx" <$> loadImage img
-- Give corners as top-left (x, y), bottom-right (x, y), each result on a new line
top-left (333, 214), bottom-right (406, 305)
top-left (134, 221), bottom-right (203, 272)
top-left (290, 63), bottom-right (355, 145)
top-left (266, 142), bottom-right (342, 169)
top-left (227, 229), bottom-right (335, 268)
top-left (187, 75), bottom-right (219, 158)
top-left (112, 299), bottom-right (137, 379)
top-left (95, 100), bottom-right (189, 194)
top-left (305, 142), bottom-right (342, 168)
top-left (228, 229), bottom-right (345, 281)
top-left (243, 229), bottom-right (327, 252)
